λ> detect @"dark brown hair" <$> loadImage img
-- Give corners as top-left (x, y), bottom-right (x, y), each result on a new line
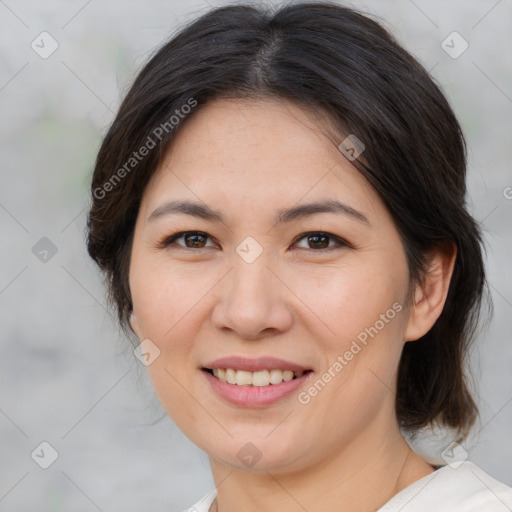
top-left (87, 2), bottom-right (489, 439)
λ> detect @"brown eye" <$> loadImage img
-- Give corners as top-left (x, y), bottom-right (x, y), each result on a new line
top-left (293, 232), bottom-right (347, 251)
top-left (307, 234), bottom-right (330, 249)
top-left (159, 230), bottom-right (348, 252)
top-left (160, 231), bottom-right (215, 249)
top-left (183, 233), bottom-right (208, 248)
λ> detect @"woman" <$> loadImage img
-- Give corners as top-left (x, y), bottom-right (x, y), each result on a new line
top-left (86, 2), bottom-right (512, 510)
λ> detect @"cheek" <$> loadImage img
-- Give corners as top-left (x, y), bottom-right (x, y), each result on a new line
top-left (292, 263), bottom-right (406, 411)
top-left (130, 258), bottom-right (204, 340)
top-left (290, 259), bottom-right (405, 344)
top-left (130, 266), bottom-right (204, 429)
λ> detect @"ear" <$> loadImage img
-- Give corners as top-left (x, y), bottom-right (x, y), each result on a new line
top-left (129, 310), bottom-right (142, 340)
top-left (404, 242), bottom-right (457, 342)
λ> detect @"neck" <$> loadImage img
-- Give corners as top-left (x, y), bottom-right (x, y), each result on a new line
top-left (209, 411), bottom-right (434, 512)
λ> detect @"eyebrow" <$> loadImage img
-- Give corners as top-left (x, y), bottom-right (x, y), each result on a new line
top-left (148, 199), bottom-right (370, 225)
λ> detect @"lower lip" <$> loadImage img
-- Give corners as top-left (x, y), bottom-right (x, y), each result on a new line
top-left (202, 370), bottom-right (311, 408)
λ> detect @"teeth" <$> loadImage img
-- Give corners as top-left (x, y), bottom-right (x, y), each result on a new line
top-left (225, 368), bottom-right (237, 385)
top-left (236, 370), bottom-right (253, 386)
top-left (211, 368), bottom-right (306, 386)
top-left (252, 370), bottom-right (269, 387)
top-left (269, 369), bottom-right (284, 385)
top-left (282, 370), bottom-right (294, 382)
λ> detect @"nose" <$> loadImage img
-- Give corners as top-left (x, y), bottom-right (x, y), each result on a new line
top-left (211, 255), bottom-right (293, 340)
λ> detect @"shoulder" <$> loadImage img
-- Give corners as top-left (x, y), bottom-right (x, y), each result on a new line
top-left (181, 489), bottom-right (217, 512)
top-left (379, 461), bottom-right (512, 511)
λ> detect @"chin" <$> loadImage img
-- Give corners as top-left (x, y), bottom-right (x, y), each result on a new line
top-left (201, 432), bottom-right (311, 474)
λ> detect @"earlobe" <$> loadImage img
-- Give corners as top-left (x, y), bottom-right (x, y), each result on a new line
top-left (404, 242), bottom-right (457, 342)
top-left (129, 310), bottom-right (141, 339)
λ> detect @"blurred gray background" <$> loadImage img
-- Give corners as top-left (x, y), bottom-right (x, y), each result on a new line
top-left (0, 0), bottom-right (511, 510)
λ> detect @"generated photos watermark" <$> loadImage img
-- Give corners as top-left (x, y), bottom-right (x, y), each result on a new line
top-left (93, 97), bottom-right (198, 200)
top-left (298, 301), bottom-right (403, 404)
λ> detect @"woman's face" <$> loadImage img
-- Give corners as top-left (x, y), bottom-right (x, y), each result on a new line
top-left (129, 97), bottom-right (417, 473)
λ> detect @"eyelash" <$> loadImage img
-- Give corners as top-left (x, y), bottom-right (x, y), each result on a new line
top-left (157, 230), bottom-right (350, 253)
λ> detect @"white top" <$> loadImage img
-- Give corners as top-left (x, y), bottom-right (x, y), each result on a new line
top-left (182, 461), bottom-right (512, 511)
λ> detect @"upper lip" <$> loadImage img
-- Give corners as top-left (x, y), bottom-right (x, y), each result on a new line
top-left (202, 356), bottom-right (311, 373)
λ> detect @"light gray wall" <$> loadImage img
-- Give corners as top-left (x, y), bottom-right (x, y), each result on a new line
top-left (0, 1), bottom-right (510, 510)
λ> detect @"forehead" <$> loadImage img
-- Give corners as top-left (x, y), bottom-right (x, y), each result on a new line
top-left (141, 97), bottom-right (384, 222)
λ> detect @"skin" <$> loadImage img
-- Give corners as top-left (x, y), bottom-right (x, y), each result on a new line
top-left (129, 98), bottom-right (456, 511)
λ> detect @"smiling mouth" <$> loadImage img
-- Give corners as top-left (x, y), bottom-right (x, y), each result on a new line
top-left (202, 368), bottom-right (313, 387)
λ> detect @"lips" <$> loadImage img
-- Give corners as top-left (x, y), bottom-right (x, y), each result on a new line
top-left (201, 355), bottom-right (313, 407)
top-left (202, 356), bottom-right (311, 373)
